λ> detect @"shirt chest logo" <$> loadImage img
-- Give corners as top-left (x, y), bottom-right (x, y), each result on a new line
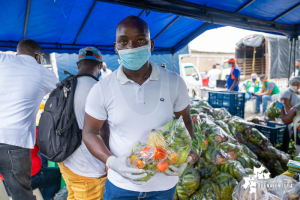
top-left (160, 98), bottom-right (164, 102)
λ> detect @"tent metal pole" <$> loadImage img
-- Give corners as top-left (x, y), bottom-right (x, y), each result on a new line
top-left (288, 38), bottom-right (293, 83)
top-left (23, 0), bottom-right (31, 39)
top-left (294, 38), bottom-right (297, 76)
top-left (235, 0), bottom-right (255, 13)
top-left (73, 1), bottom-right (97, 44)
top-left (153, 16), bottom-right (180, 40)
top-left (272, 2), bottom-right (300, 21)
top-left (172, 48), bottom-right (175, 72)
top-left (138, 10), bottom-right (144, 17)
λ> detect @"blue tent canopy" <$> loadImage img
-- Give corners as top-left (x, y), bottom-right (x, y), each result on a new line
top-left (1, 0), bottom-right (300, 74)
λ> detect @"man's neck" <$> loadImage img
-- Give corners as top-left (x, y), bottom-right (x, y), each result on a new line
top-left (123, 61), bottom-right (152, 85)
top-left (76, 68), bottom-right (98, 78)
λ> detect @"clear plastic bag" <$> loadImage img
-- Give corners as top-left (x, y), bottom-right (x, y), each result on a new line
top-left (237, 153), bottom-right (251, 168)
top-left (266, 175), bottom-right (297, 198)
top-left (240, 144), bottom-right (258, 159)
top-left (190, 99), bottom-right (213, 109)
top-left (205, 146), bottom-right (229, 165)
top-left (190, 179), bottom-right (220, 200)
top-left (215, 171), bottom-right (238, 200)
top-left (215, 120), bottom-right (232, 136)
top-left (245, 128), bottom-right (269, 150)
top-left (261, 146), bottom-right (281, 160)
top-left (190, 133), bottom-right (208, 164)
top-left (195, 157), bottom-right (218, 179)
top-left (54, 186), bottom-right (68, 200)
top-left (176, 165), bottom-right (200, 200)
top-left (232, 116), bottom-right (255, 133)
top-left (265, 159), bottom-right (285, 177)
top-left (265, 101), bottom-right (281, 121)
top-left (245, 141), bottom-right (264, 157)
top-left (282, 182), bottom-right (300, 200)
top-left (212, 108), bottom-right (232, 122)
top-left (129, 117), bottom-right (192, 181)
top-left (232, 177), bottom-right (266, 200)
top-left (217, 142), bottom-right (242, 160)
top-left (227, 120), bottom-right (237, 136)
top-left (219, 160), bottom-right (247, 182)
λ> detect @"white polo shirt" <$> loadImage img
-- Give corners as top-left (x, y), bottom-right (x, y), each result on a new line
top-left (100, 68), bottom-right (112, 79)
top-left (85, 61), bottom-right (190, 192)
top-left (0, 53), bottom-right (58, 149)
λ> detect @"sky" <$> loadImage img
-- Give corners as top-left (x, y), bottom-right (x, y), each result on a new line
top-left (189, 26), bottom-right (264, 53)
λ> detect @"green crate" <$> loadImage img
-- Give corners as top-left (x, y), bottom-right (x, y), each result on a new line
top-left (48, 161), bottom-right (66, 189)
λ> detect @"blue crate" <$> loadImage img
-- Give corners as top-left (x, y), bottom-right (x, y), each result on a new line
top-left (254, 121), bottom-right (285, 144)
top-left (208, 91), bottom-right (245, 118)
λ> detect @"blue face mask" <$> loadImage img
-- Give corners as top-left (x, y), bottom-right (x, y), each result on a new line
top-left (97, 72), bottom-right (101, 80)
top-left (252, 78), bottom-right (257, 82)
top-left (117, 44), bottom-right (151, 71)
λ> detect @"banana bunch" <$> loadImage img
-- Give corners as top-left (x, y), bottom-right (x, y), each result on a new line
top-left (195, 157), bottom-right (218, 179)
top-left (216, 171), bottom-right (238, 200)
top-left (214, 120), bottom-right (232, 136)
top-left (190, 179), bottom-right (220, 200)
top-left (204, 146), bottom-right (227, 165)
top-left (244, 128), bottom-right (269, 150)
top-left (240, 144), bottom-right (258, 159)
top-left (219, 160), bottom-right (247, 182)
top-left (176, 165), bottom-right (200, 200)
top-left (236, 153), bottom-right (251, 168)
top-left (190, 133), bottom-right (209, 164)
top-left (217, 142), bottom-right (241, 160)
top-left (232, 116), bottom-right (254, 133)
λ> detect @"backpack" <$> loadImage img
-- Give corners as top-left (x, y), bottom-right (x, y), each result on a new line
top-left (37, 71), bottom-right (98, 162)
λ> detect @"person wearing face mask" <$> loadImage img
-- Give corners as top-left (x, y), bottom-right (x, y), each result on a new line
top-left (254, 74), bottom-right (280, 116)
top-left (280, 76), bottom-right (300, 112)
top-left (242, 73), bottom-right (262, 101)
top-left (82, 16), bottom-right (194, 199)
top-left (226, 58), bottom-right (241, 91)
top-left (58, 47), bottom-right (109, 200)
top-left (100, 62), bottom-right (112, 79)
top-left (0, 39), bottom-right (58, 200)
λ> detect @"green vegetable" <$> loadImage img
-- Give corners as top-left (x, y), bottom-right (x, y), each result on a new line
top-left (216, 171), bottom-right (238, 200)
top-left (236, 153), bottom-right (251, 168)
top-left (195, 157), bottom-right (218, 179)
top-left (244, 128), bottom-right (269, 149)
top-left (190, 179), bottom-right (220, 200)
top-left (265, 101), bottom-right (281, 120)
top-left (219, 160), bottom-right (247, 182)
top-left (205, 146), bottom-right (227, 165)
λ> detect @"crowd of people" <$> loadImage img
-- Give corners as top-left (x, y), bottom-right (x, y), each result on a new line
top-left (0, 15), bottom-right (193, 200)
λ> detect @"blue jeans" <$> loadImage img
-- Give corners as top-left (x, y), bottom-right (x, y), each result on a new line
top-left (103, 179), bottom-right (176, 200)
top-left (38, 151), bottom-right (48, 168)
top-left (245, 93), bottom-right (252, 101)
top-left (3, 167), bottom-right (61, 200)
top-left (255, 95), bottom-right (272, 113)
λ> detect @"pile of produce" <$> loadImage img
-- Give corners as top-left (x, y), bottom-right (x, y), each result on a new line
top-left (265, 101), bottom-right (281, 121)
top-left (173, 100), bottom-right (291, 200)
top-left (129, 116), bottom-right (193, 181)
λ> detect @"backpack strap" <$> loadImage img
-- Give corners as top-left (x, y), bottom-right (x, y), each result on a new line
top-left (74, 73), bottom-right (99, 81)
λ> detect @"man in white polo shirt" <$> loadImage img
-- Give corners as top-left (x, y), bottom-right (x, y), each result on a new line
top-left (0, 39), bottom-right (58, 200)
top-left (82, 16), bottom-right (194, 199)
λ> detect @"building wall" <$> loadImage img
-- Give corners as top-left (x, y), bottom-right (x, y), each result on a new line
top-left (180, 51), bottom-right (234, 73)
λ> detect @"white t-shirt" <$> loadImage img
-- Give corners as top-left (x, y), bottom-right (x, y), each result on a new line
top-left (63, 76), bottom-right (106, 178)
top-left (100, 68), bottom-right (112, 79)
top-left (0, 53), bottom-right (58, 149)
top-left (85, 62), bottom-right (190, 192)
top-left (207, 69), bottom-right (221, 87)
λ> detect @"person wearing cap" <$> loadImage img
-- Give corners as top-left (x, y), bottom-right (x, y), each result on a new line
top-left (226, 58), bottom-right (241, 91)
top-left (254, 74), bottom-right (280, 115)
top-left (207, 63), bottom-right (221, 88)
top-left (58, 47), bottom-right (108, 200)
top-left (82, 16), bottom-right (193, 199)
top-left (100, 62), bottom-right (112, 79)
top-left (242, 73), bottom-right (262, 101)
top-left (290, 59), bottom-right (300, 78)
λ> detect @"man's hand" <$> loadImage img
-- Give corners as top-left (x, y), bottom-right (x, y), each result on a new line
top-left (164, 156), bottom-right (192, 176)
top-left (106, 150), bottom-right (147, 185)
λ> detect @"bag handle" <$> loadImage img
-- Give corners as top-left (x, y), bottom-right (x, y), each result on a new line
top-left (56, 114), bottom-right (76, 136)
top-left (75, 73), bottom-right (99, 81)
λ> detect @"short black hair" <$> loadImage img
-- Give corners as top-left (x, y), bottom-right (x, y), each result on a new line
top-left (260, 74), bottom-right (267, 80)
top-left (118, 15), bottom-right (149, 33)
top-left (213, 64), bottom-right (216, 69)
top-left (17, 39), bottom-right (42, 54)
top-left (78, 59), bottom-right (101, 68)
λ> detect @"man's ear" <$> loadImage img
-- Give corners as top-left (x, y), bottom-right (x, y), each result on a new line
top-left (114, 42), bottom-right (117, 54)
top-left (150, 39), bottom-right (155, 52)
top-left (99, 62), bottom-right (103, 70)
top-left (35, 54), bottom-right (40, 63)
top-left (76, 62), bottom-right (80, 70)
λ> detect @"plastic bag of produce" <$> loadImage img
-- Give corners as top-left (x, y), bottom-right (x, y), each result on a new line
top-left (213, 108), bottom-right (232, 122)
top-left (237, 153), bottom-right (251, 168)
top-left (190, 108), bottom-right (200, 115)
top-left (190, 100), bottom-right (213, 109)
top-left (232, 116), bottom-right (254, 133)
top-left (198, 112), bottom-right (215, 121)
top-left (205, 146), bottom-right (228, 165)
top-left (265, 175), bottom-right (297, 198)
top-left (244, 128), bottom-right (269, 150)
top-left (249, 158), bottom-right (263, 168)
top-left (261, 146), bottom-right (281, 160)
top-left (190, 179), bottom-right (220, 200)
top-left (232, 177), bottom-right (265, 200)
top-left (261, 193), bottom-right (281, 200)
top-left (219, 160), bottom-right (247, 182)
top-left (195, 157), bottom-right (218, 178)
top-left (198, 106), bottom-right (214, 118)
top-left (217, 142), bottom-right (242, 160)
top-left (265, 101), bottom-right (281, 121)
top-left (245, 141), bottom-right (264, 157)
top-left (215, 120), bottom-right (232, 135)
top-left (240, 144), bottom-right (258, 159)
top-left (265, 159), bottom-right (285, 177)
top-left (282, 182), bottom-right (300, 200)
top-left (227, 120), bottom-right (237, 136)
top-left (234, 131), bottom-right (248, 145)
top-left (129, 117), bottom-right (192, 181)
top-left (245, 168), bottom-right (254, 175)
top-left (190, 133), bottom-right (208, 164)
top-left (176, 165), bottom-right (200, 200)
top-left (215, 171), bottom-right (238, 200)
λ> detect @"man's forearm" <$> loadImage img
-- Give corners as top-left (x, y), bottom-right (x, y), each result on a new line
top-left (184, 119), bottom-right (194, 139)
top-left (230, 78), bottom-right (239, 91)
top-left (83, 132), bottom-right (113, 164)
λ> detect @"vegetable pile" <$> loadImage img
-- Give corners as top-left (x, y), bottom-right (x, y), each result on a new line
top-left (265, 101), bottom-right (281, 121)
top-left (174, 100), bottom-right (291, 200)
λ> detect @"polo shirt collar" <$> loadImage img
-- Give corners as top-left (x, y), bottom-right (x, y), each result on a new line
top-left (17, 54), bottom-right (38, 63)
top-left (117, 61), bottom-right (161, 84)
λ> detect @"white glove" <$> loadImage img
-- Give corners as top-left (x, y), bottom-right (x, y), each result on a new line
top-left (164, 156), bottom-right (192, 176)
top-left (106, 150), bottom-right (147, 185)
